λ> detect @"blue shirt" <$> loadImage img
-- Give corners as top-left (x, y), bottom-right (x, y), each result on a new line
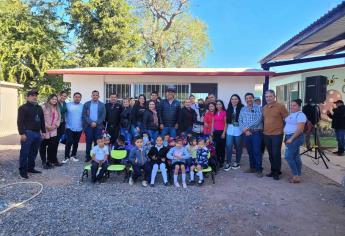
top-left (239, 104), bottom-right (263, 131)
top-left (66, 102), bottom-right (83, 132)
top-left (90, 101), bottom-right (99, 122)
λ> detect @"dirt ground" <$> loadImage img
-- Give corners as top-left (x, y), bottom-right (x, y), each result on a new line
top-left (0, 142), bottom-right (345, 236)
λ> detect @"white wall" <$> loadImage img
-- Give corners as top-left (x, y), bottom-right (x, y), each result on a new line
top-left (64, 74), bottom-right (265, 103)
top-left (0, 82), bottom-right (23, 136)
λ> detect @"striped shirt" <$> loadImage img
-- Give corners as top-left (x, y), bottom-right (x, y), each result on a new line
top-left (239, 104), bottom-right (263, 131)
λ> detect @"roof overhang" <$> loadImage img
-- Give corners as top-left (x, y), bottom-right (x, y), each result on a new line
top-left (260, 1), bottom-right (345, 67)
top-left (46, 67), bottom-right (275, 77)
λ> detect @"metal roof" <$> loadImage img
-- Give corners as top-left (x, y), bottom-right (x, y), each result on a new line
top-left (46, 67), bottom-right (275, 76)
top-left (260, 1), bottom-right (345, 65)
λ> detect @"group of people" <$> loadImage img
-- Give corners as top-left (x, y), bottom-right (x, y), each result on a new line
top-left (17, 85), bottom-right (344, 186)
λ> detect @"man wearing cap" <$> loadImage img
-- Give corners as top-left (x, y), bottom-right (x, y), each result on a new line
top-left (17, 90), bottom-right (46, 179)
top-left (327, 100), bottom-right (345, 156)
top-left (159, 86), bottom-right (181, 138)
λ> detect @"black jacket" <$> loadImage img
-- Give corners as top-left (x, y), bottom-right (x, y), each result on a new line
top-left (17, 102), bottom-right (46, 135)
top-left (179, 107), bottom-right (197, 132)
top-left (143, 109), bottom-right (160, 131)
top-left (105, 102), bottom-right (122, 126)
top-left (120, 107), bottom-right (132, 130)
top-left (130, 104), bottom-right (146, 126)
top-left (226, 103), bottom-right (244, 124)
top-left (327, 105), bottom-right (345, 129)
top-left (159, 99), bottom-right (180, 127)
top-left (148, 145), bottom-right (169, 164)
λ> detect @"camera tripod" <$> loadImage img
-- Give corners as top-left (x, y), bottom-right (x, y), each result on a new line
top-left (300, 124), bottom-right (330, 169)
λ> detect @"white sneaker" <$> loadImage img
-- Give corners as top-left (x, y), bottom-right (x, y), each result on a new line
top-left (142, 180), bottom-right (148, 187)
top-left (129, 177), bottom-right (134, 186)
top-left (62, 158), bottom-right (69, 164)
top-left (174, 182), bottom-right (181, 188)
top-left (182, 183), bottom-right (187, 188)
top-left (71, 156), bottom-right (79, 162)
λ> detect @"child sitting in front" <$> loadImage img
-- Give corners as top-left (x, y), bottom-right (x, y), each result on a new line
top-left (111, 135), bottom-right (127, 164)
top-left (167, 137), bottom-right (190, 188)
top-left (128, 136), bottom-right (151, 187)
top-left (186, 136), bottom-right (198, 168)
top-left (148, 136), bottom-right (169, 187)
top-left (91, 138), bottom-right (109, 183)
top-left (190, 139), bottom-right (209, 185)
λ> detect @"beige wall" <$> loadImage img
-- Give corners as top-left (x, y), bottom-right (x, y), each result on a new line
top-left (64, 74), bottom-right (265, 103)
top-left (0, 82), bottom-right (23, 136)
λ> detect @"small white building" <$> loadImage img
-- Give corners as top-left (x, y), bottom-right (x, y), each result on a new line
top-left (0, 81), bottom-right (23, 137)
top-left (46, 67), bottom-right (273, 103)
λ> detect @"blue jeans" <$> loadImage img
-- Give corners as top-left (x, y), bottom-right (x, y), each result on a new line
top-left (131, 162), bottom-right (151, 182)
top-left (285, 134), bottom-right (304, 176)
top-left (226, 134), bottom-right (242, 164)
top-left (243, 131), bottom-right (263, 172)
top-left (120, 128), bottom-right (132, 144)
top-left (335, 129), bottom-right (345, 153)
top-left (161, 126), bottom-right (177, 138)
top-left (146, 130), bottom-right (159, 144)
top-left (85, 126), bottom-right (102, 160)
top-left (19, 130), bottom-right (42, 175)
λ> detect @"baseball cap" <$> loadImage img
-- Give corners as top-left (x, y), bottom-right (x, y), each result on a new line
top-left (27, 90), bottom-right (39, 97)
top-left (166, 86), bottom-right (176, 92)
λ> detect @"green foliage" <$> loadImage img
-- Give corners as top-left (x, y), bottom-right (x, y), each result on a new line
top-left (0, 0), bottom-right (68, 95)
top-left (68, 0), bottom-right (143, 67)
top-left (132, 0), bottom-right (211, 67)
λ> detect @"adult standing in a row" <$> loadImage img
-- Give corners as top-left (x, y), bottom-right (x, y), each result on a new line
top-left (143, 100), bottom-right (160, 143)
top-left (224, 94), bottom-right (244, 171)
top-left (327, 99), bottom-right (345, 156)
top-left (57, 91), bottom-right (67, 145)
top-left (120, 98), bottom-right (132, 144)
top-left (105, 93), bottom-right (122, 144)
top-left (17, 90), bottom-right (45, 179)
top-left (263, 90), bottom-right (288, 180)
top-left (160, 87), bottom-right (180, 138)
top-left (131, 94), bottom-right (147, 137)
top-left (39, 94), bottom-right (62, 168)
top-left (62, 92), bottom-right (83, 163)
top-left (82, 90), bottom-right (106, 162)
top-left (239, 93), bottom-right (264, 177)
top-left (179, 99), bottom-right (197, 137)
top-left (213, 100), bottom-right (227, 168)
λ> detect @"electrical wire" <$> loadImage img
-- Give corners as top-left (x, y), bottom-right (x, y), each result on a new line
top-left (0, 181), bottom-right (43, 215)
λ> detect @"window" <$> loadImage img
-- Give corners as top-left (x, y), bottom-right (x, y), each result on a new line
top-left (133, 84), bottom-right (190, 101)
top-left (105, 84), bottom-right (131, 102)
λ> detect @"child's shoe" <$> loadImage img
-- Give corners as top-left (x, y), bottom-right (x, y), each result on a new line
top-left (142, 180), bottom-right (148, 187)
top-left (198, 180), bottom-right (204, 186)
top-left (150, 183), bottom-right (154, 187)
top-left (174, 182), bottom-right (181, 187)
top-left (182, 182), bottom-right (187, 188)
top-left (164, 182), bottom-right (169, 186)
top-left (189, 180), bottom-right (195, 185)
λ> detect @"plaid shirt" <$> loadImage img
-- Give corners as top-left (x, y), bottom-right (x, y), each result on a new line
top-left (239, 104), bottom-right (263, 131)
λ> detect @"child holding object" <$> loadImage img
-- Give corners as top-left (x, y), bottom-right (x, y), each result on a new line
top-left (167, 137), bottom-right (190, 188)
top-left (91, 138), bottom-right (109, 183)
top-left (191, 139), bottom-right (209, 186)
top-left (128, 136), bottom-right (151, 187)
top-left (148, 136), bottom-right (169, 187)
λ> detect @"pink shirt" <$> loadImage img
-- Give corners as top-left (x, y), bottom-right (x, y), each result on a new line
top-left (213, 110), bottom-right (226, 131)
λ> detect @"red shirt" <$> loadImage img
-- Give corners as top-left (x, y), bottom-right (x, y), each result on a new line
top-left (203, 111), bottom-right (214, 135)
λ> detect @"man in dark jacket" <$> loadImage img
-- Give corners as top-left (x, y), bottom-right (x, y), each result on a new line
top-left (179, 99), bottom-right (196, 136)
top-left (17, 90), bottom-right (46, 179)
top-left (105, 93), bottom-right (122, 145)
top-left (159, 86), bottom-right (180, 138)
top-left (327, 100), bottom-right (345, 156)
top-left (57, 90), bottom-right (67, 144)
top-left (82, 90), bottom-right (106, 162)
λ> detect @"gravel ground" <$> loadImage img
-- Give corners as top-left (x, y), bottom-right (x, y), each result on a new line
top-left (1, 148), bottom-right (345, 236)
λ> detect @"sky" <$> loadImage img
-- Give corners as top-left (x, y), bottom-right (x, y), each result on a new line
top-left (189, 0), bottom-right (345, 72)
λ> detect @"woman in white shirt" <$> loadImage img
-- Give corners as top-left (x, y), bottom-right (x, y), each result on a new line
top-left (284, 99), bottom-right (306, 183)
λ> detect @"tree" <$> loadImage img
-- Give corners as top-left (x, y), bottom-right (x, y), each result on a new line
top-left (0, 0), bottom-right (69, 96)
top-left (132, 0), bottom-right (210, 67)
top-left (68, 0), bottom-right (143, 67)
